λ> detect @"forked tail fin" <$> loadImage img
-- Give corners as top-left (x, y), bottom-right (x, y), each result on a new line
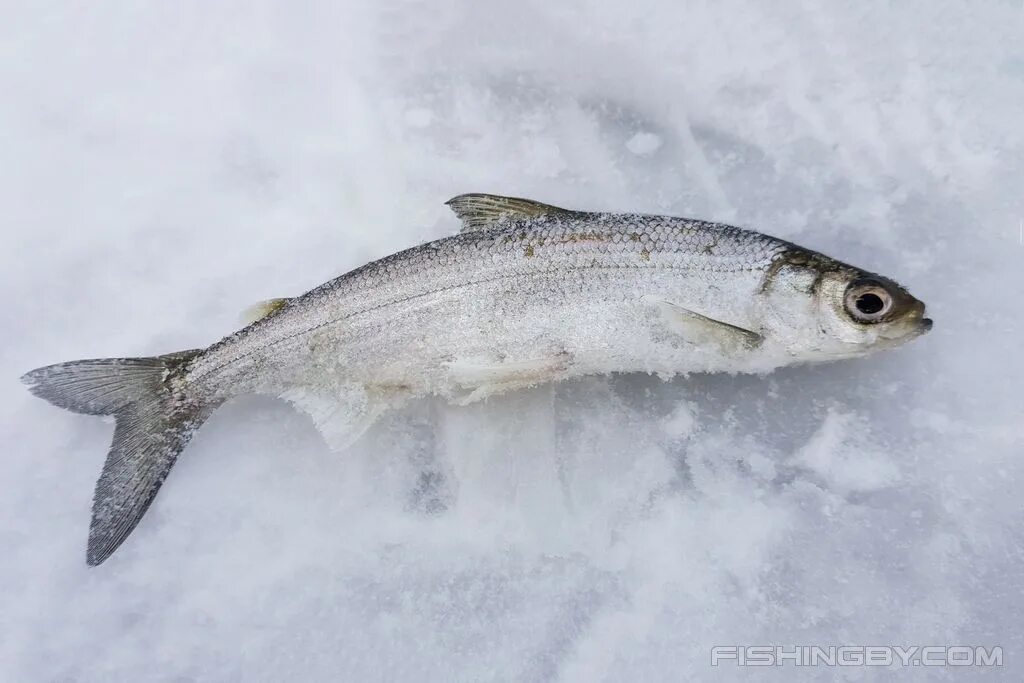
top-left (21, 350), bottom-right (214, 565)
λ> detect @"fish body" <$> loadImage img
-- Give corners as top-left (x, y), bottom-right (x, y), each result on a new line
top-left (193, 212), bottom-right (780, 399)
top-left (22, 194), bottom-right (932, 564)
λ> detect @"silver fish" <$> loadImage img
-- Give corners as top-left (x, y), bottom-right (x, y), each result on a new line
top-left (22, 193), bottom-right (932, 564)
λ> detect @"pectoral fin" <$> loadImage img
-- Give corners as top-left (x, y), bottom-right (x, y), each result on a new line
top-left (654, 300), bottom-right (763, 352)
top-left (445, 193), bottom-right (579, 232)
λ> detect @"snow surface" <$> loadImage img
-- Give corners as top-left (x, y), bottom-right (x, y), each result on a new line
top-left (2, 1), bottom-right (1023, 681)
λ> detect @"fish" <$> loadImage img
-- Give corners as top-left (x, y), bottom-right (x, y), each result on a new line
top-left (21, 193), bottom-right (932, 565)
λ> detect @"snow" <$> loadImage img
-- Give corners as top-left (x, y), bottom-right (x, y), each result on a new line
top-left (625, 132), bottom-right (663, 157)
top-left (2, 1), bottom-right (1022, 681)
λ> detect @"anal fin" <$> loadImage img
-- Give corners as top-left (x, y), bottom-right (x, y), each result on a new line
top-left (281, 384), bottom-right (399, 451)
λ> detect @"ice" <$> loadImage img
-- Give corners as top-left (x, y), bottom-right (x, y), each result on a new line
top-left (2, 1), bottom-right (1022, 681)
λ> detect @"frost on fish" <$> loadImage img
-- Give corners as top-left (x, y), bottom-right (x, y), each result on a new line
top-left (21, 193), bottom-right (931, 564)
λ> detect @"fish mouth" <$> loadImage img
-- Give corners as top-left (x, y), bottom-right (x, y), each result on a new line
top-left (909, 313), bottom-right (934, 337)
top-left (879, 315), bottom-right (933, 343)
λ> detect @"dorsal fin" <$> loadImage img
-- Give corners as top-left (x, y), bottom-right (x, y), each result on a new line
top-left (445, 193), bottom-right (576, 232)
top-left (240, 297), bottom-right (290, 325)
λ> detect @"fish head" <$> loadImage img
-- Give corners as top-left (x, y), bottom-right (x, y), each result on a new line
top-left (758, 249), bottom-right (932, 361)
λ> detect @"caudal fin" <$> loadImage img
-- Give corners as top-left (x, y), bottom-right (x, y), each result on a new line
top-left (21, 350), bottom-right (213, 565)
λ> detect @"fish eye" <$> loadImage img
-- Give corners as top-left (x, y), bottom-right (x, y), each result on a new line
top-left (843, 279), bottom-right (893, 323)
